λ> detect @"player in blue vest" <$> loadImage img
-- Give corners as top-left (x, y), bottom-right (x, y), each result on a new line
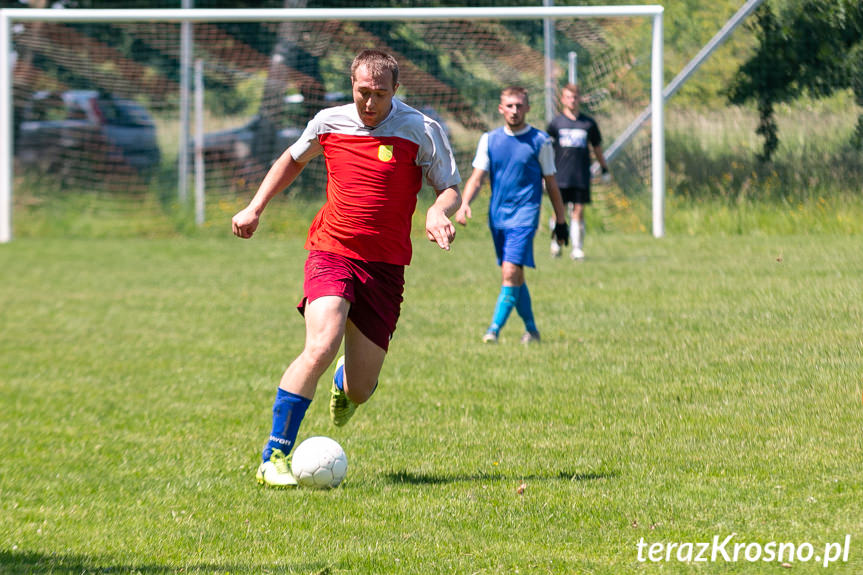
top-left (456, 86), bottom-right (569, 344)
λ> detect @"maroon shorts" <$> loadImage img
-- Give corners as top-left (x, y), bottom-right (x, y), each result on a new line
top-left (297, 250), bottom-right (405, 352)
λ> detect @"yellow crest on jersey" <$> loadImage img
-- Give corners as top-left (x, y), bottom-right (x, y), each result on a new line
top-left (378, 145), bottom-right (394, 162)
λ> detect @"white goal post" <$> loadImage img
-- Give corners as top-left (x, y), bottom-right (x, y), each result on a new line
top-left (0, 5), bottom-right (664, 243)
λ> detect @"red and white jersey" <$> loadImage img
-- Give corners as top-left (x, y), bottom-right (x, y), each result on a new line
top-left (290, 99), bottom-right (461, 265)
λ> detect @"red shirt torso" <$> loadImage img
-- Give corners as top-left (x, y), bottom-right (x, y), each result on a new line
top-left (291, 100), bottom-right (461, 266)
top-left (305, 133), bottom-right (421, 265)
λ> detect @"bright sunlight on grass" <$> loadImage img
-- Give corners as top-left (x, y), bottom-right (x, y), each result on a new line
top-left (2, 232), bottom-right (861, 574)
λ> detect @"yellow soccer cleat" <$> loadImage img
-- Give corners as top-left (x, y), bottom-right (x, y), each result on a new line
top-left (256, 448), bottom-right (298, 488)
top-left (329, 356), bottom-right (358, 427)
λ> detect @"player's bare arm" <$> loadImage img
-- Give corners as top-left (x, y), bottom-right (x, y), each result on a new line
top-left (592, 143), bottom-right (612, 183)
top-left (232, 148), bottom-right (308, 239)
top-left (455, 168), bottom-right (487, 226)
top-left (425, 185), bottom-right (461, 251)
top-left (545, 174), bottom-right (571, 246)
top-left (544, 175), bottom-right (567, 225)
top-left (594, 143), bottom-right (609, 172)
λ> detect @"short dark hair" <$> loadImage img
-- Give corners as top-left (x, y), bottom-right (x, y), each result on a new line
top-left (351, 50), bottom-right (399, 87)
top-left (500, 86), bottom-right (529, 104)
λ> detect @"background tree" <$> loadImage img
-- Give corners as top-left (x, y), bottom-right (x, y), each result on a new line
top-left (729, 0), bottom-right (863, 161)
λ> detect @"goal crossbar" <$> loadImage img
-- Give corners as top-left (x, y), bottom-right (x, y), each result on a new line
top-left (0, 5), bottom-right (665, 242)
top-left (0, 6), bottom-right (663, 23)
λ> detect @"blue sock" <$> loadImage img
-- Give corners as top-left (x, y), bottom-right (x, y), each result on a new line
top-left (334, 359), bottom-right (378, 396)
top-left (262, 388), bottom-right (311, 462)
top-left (333, 360), bottom-right (345, 391)
top-left (489, 285), bottom-right (521, 333)
top-left (516, 283), bottom-right (537, 333)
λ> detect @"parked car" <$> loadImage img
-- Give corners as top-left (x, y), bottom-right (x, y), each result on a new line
top-left (195, 92), bottom-right (349, 168)
top-left (197, 114), bottom-right (302, 167)
top-left (16, 90), bottom-right (161, 174)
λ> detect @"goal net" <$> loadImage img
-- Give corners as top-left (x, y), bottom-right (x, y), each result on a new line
top-left (2, 5), bottom-right (662, 240)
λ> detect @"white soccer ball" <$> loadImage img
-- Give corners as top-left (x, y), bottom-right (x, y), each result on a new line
top-left (291, 436), bottom-right (348, 489)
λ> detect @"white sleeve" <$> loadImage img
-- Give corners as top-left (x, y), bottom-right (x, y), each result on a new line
top-left (538, 138), bottom-right (556, 176)
top-left (289, 114), bottom-right (324, 163)
top-left (471, 133), bottom-right (490, 172)
top-left (419, 119), bottom-right (462, 190)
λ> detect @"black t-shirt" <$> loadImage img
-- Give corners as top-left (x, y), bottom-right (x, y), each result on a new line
top-left (546, 113), bottom-right (602, 190)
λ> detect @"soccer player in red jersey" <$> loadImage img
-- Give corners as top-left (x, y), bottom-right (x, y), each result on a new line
top-left (232, 50), bottom-right (461, 488)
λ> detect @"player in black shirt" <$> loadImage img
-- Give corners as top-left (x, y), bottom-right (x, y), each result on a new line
top-left (546, 84), bottom-right (610, 260)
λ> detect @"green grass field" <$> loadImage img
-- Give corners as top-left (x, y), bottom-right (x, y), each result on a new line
top-left (2, 229), bottom-right (862, 574)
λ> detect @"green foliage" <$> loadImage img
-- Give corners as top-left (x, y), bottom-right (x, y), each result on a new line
top-left (658, 0), bottom-right (757, 107)
top-left (662, 96), bottom-right (862, 210)
top-left (729, 0), bottom-right (863, 160)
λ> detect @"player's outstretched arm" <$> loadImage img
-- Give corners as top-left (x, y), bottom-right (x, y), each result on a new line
top-left (426, 185), bottom-right (461, 251)
top-left (232, 148), bottom-right (308, 239)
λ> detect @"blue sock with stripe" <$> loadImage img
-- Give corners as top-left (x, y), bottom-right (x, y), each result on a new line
top-left (489, 285), bottom-right (521, 333)
top-left (515, 283), bottom-right (537, 333)
top-left (334, 358), bottom-right (378, 397)
top-left (262, 388), bottom-right (311, 462)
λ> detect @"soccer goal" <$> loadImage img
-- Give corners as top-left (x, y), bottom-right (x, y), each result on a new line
top-left (0, 5), bottom-right (664, 243)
